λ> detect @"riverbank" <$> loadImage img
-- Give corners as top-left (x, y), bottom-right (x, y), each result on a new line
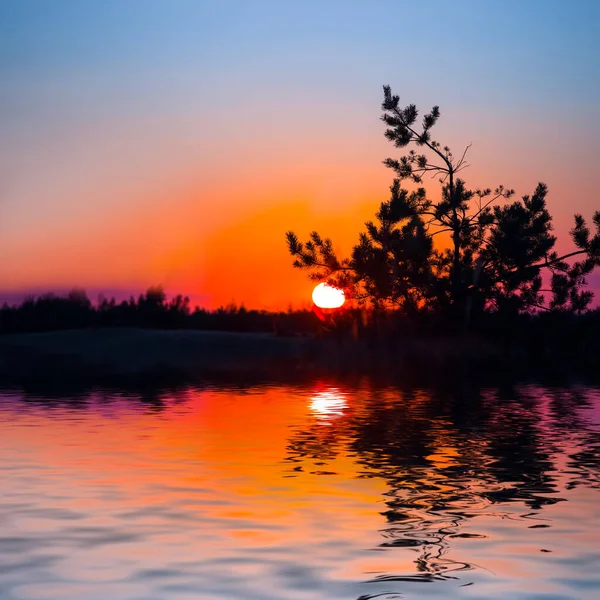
top-left (0, 328), bottom-right (311, 380)
top-left (0, 327), bottom-right (493, 381)
top-left (0, 327), bottom-right (597, 388)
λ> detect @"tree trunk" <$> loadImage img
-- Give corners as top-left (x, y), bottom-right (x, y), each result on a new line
top-left (448, 173), bottom-right (464, 325)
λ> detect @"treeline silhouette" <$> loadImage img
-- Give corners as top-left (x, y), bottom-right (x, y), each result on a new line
top-left (0, 286), bottom-right (320, 335)
top-left (3, 286), bottom-right (600, 369)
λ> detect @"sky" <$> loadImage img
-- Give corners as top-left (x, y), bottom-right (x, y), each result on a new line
top-left (1, 0), bottom-right (599, 309)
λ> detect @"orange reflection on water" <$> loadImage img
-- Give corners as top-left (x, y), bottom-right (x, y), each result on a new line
top-left (1, 382), bottom-right (600, 599)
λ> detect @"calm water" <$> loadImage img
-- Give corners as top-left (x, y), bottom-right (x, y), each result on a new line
top-left (1, 381), bottom-right (600, 600)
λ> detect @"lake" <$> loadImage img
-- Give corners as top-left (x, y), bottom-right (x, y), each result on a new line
top-left (1, 379), bottom-right (600, 599)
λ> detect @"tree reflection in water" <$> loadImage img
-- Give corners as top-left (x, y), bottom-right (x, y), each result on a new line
top-left (285, 382), bottom-right (600, 587)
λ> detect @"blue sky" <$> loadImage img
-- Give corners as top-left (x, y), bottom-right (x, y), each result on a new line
top-left (1, 0), bottom-right (599, 307)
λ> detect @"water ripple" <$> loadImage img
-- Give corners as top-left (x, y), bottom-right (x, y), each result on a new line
top-left (1, 381), bottom-right (599, 599)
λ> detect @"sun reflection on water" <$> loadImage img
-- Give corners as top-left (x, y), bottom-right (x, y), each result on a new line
top-left (309, 388), bottom-right (347, 419)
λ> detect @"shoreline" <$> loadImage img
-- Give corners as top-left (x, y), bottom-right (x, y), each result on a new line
top-left (1, 328), bottom-right (598, 391)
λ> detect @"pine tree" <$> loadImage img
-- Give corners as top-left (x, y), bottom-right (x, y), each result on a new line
top-left (287, 86), bottom-right (600, 322)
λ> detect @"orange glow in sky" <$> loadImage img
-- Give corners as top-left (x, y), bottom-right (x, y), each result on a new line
top-left (1, 2), bottom-right (598, 308)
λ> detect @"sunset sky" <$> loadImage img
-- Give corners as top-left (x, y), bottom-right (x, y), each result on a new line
top-left (1, 0), bottom-right (599, 309)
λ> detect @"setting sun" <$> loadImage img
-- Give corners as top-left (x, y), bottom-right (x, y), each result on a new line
top-left (2, 3), bottom-right (599, 600)
top-left (312, 282), bottom-right (345, 309)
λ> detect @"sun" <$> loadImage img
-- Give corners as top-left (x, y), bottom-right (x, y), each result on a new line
top-left (312, 282), bottom-right (345, 309)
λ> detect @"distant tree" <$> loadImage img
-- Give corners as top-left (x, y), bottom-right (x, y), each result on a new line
top-left (140, 285), bottom-right (167, 309)
top-left (67, 287), bottom-right (91, 308)
top-left (287, 86), bottom-right (600, 323)
top-left (168, 294), bottom-right (191, 316)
